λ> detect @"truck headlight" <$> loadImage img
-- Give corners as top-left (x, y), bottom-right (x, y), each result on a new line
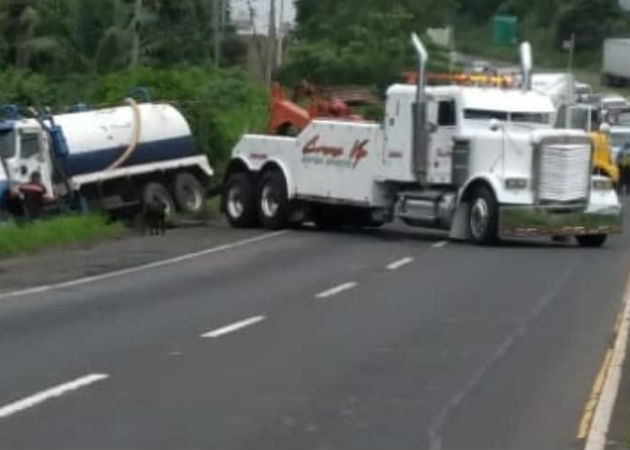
top-left (504, 178), bottom-right (528, 190)
top-left (592, 178), bottom-right (613, 191)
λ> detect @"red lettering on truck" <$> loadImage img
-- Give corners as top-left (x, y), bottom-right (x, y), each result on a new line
top-left (302, 135), bottom-right (343, 157)
top-left (349, 139), bottom-right (369, 168)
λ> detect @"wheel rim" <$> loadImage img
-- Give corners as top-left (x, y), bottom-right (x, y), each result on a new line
top-left (227, 185), bottom-right (244, 219)
top-left (470, 197), bottom-right (489, 239)
top-left (260, 184), bottom-right (279, 218)
top-left (182, 184), bottom-right (203, 212)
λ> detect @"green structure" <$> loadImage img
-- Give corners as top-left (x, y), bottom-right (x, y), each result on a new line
top-left (492, 15), bottom-right (518, 46)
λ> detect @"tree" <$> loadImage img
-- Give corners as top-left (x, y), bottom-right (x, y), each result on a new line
top-left (281, 0), bottom-right (455, 88)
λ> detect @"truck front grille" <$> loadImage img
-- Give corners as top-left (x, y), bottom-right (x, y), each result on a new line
top-left (537, 143), bottom-right (591, 203)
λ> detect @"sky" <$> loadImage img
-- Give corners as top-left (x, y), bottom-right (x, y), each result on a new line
top-left (230, 0), bottom-right (297, 36)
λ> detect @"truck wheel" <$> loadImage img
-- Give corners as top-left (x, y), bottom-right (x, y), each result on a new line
top-left (142, 182), bottom-right (176, 219)
top-left (576, 234), bottom-right (607, 248)
top-left (468, 187), bottom-right (498, 245)
top-left (257, 170), bottom-right (288, 230)
top-left (173, 172), bottom-right (204, 215)
top-left (224, 172), bottom-right (257, 228)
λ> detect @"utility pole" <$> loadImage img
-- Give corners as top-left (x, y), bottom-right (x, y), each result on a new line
top-left (265, 0), bottom-right (277, 85)
top-left (130, 0), bottom-right (143, 68)
top-left (213, 0), bottom-right (222, 68)
top-left (566, 33), bottom-right (575, 75)
top-left (564, 33), bottom-right (575, 128)
top-left (276, 0), bottom-right (285, 67)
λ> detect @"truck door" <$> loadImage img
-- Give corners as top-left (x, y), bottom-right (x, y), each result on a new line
top-left (427, 98), bottom-right (457, 184)
top-left (15, 128), bottom-right (53, 194)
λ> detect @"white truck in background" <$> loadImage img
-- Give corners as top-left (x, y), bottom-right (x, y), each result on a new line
top-left (0, 98), bottom-right (214, 219)
top-left (603, 38), bottom-right (630, 87)
top-left (222, 36), bottom-right (622, 247)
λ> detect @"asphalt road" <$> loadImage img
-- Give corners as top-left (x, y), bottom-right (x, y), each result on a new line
top-left (0, 200), bottom-right (628, 450)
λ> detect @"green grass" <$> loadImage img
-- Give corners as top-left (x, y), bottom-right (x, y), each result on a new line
top-left (0, 214), bottom-right (124, 258)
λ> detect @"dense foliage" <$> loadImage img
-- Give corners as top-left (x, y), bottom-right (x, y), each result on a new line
top-left (283, 0), bottom-right (627, 87)
top-left (0, 0), bottom-right (246, 73)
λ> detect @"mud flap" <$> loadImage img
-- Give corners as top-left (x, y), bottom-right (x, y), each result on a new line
top-left (449, 201), bottom-right (470, 240)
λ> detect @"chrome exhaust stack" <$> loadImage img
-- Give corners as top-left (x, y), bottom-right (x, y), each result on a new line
top-left (520, 41), bottom-right (533, 91)
top-left (411, 33), bottom-right (430, 184)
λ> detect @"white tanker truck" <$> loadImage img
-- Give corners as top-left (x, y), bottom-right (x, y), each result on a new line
top-left (0, 97), bottom-right (213, 218)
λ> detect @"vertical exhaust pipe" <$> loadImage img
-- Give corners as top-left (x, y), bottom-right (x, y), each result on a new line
top-left (520, 41), bottom-right (533, 91)
top-left (411, 33), bottom-right (429, 184)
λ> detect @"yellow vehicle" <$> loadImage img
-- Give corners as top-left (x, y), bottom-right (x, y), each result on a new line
top-left (590, 130), bottom-right (619, 183)
top-left (568, 104), bottom-right (619, 183)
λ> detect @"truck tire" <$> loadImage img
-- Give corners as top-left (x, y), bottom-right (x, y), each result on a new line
top-left (142, 181), bottom-right (176, 219)
top-left (224, 172), bottom-right (257, 228)
top-left (468, 187), bottom-right (498, 245)
top-left (257, 170), bottom-right (288, 230)
top-left (172, 172), bottom-right (204, 215)
top-left (576, 234), bottom-right (607, 248)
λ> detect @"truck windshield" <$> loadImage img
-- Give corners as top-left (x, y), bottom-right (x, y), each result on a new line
top-left (464, 109), bottom-right (508, 121)
top-left (0, 130), bottom-right (15, 158)
top-left (511, 112), bottom-right (550, 124)
top-left (465, 109), bottom-right (549, 124)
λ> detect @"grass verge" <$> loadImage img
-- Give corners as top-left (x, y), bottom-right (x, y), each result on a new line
top-left (0, 214), bottom-right (124, 258)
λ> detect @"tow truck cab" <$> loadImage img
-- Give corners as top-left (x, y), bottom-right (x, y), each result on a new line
top-left (0, 121), bottom-right (54, 200)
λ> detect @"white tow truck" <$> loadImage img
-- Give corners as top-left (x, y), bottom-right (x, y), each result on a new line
top-left (222, 36), bottom-right (622, 246)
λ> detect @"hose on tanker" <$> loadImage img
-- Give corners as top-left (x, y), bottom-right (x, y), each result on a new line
top-left (106, 97), bottom-right (142, 171)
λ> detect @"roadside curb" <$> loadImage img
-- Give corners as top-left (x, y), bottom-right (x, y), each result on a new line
top-left (584, 275), bottom-right (630, 450)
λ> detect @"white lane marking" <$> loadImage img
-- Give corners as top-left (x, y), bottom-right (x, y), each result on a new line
top-left (432, 240), bottom-right (449, 248)
top-left (315, 282), bottom-right (358, 299)
top-left (0, 373), bottom-right (109, 419)
top-left (0, 231), bottom-right (289, 301)
top-left (386, 257), bottom-right (414, 271)
top-left (585, 276), bottom-right (630, 450)
top-left (201, 316), bottom-right (266, 338)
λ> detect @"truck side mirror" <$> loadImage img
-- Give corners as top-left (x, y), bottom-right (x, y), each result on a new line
top-left (20, 166), bottom-right (27, 176)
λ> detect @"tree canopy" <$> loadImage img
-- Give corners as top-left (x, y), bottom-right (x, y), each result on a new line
top-left (281, 0), bottom-right (627, 87)
top-left (0, 0), bottom-right (245, 74)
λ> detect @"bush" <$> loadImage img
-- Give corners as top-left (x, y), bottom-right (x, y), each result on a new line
top-left (86, 66), bottom-right (268, 171)
top-left (0, 66), bottom-right (269, 173)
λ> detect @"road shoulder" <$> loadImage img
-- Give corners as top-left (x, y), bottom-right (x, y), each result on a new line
top-left (0, 220), bottom-right (267, 294)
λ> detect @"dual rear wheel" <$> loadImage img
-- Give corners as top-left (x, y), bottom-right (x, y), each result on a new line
top-left (140, 172), bottom-right (205, 220)
top-left (224, 170), bottom-right (382, 230)
top-left (223, 170), bottom-right (288, 230)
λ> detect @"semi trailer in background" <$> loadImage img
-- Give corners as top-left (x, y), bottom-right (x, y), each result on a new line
top-left (603, 38), bottom-right (630, 87)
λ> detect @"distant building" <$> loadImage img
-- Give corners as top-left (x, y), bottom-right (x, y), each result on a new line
top-left (230, 0), bottom-right (295, 36)
top-left (230, 0), bottom-right (296, 82)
